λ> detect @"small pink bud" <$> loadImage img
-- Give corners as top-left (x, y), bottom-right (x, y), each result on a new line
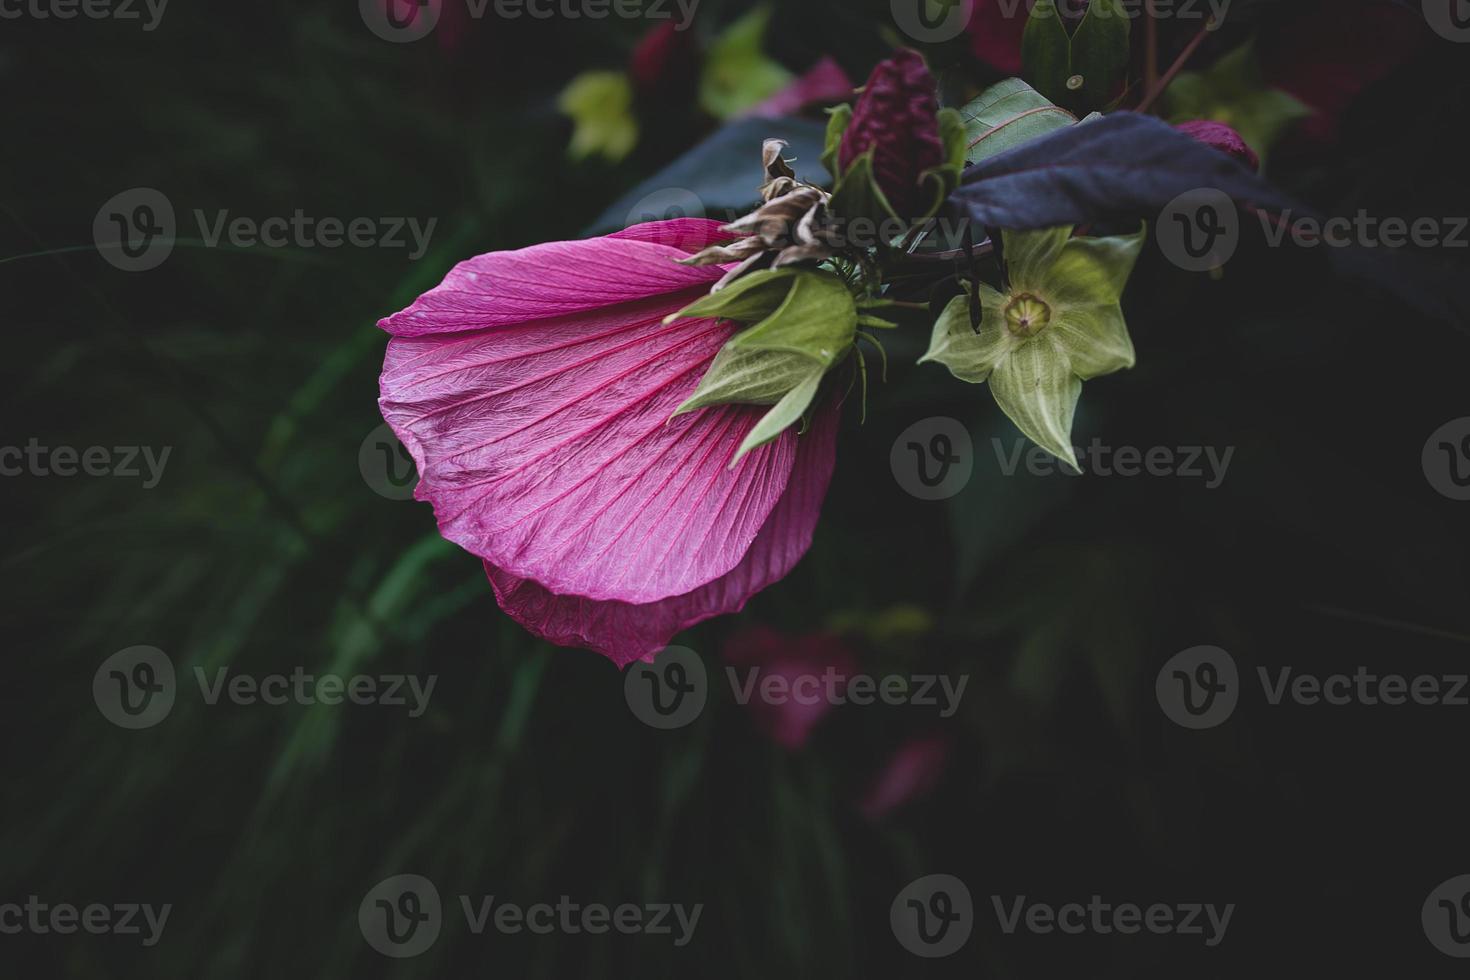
top-left (1176, 120), bottom-right (1260, 172)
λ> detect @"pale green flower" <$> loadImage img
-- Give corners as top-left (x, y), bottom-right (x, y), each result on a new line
top-left (919, 224), bottom-right (1145, 469)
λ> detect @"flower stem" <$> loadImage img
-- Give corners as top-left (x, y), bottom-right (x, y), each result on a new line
top-left (1137, 18), bottom-right (1215, 115)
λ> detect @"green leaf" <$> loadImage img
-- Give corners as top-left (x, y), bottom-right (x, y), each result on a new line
top-left (1069, 0), bottom-right (1130, 112)
top-left (699, 6), bottom-right (794, 120)
top-left (1021, 0), bottom-right (1073, 107)
top-left (959, 78), bottom-right (1077, 163)
top-left (821, 104), bottom-right (852, 182)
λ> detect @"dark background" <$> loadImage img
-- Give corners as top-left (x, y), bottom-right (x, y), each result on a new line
top-left (3, 0), bottom-right (1470, 976)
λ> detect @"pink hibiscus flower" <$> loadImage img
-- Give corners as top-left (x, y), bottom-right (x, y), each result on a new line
top-left (378, 219), bottom-right (840, 667)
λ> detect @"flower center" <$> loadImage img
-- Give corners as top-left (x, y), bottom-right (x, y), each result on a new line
top-left (1004, 293), bottom-right (1051, 338)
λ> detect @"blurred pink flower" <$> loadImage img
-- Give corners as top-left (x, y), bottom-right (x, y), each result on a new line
top-left (630, 21), bottom-right (702, 99)
top-left (967, 0), bottom-right (1031, 77)
top-left (378, 219), bottom-right (839, 666)
top-left (859, 734), bottom-right (951, 821)
top-left (1258, 0), bottom-right (1428, 143)
top-left (740, 57), bottom-right (854, 119)
top-left (721, 626), bottom-right (858, 749)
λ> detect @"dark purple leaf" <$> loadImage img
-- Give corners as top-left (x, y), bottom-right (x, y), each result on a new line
top-left (953, 111), bottom-right (1302, 230)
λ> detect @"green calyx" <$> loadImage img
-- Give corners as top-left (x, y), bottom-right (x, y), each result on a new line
top-left (918, 224), bottom-right (1145, 470)
top-left (665, 268), bottom-right (858, 464)
top-left (822, 105), bottom-right (967, 229)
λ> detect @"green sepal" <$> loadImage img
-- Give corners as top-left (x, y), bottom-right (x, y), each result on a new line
top-left (674, 346), bottom-right (811, 413)
top-left (668, 269), bottom-right (857, 462)
top-left (726, 265), bottom-right (858, 365)
top-left (664, 268), bottom-right (795, 327)
top-left (827, 149), bottom-right (900, 227)
top-left (914, 107), bottom-right (968, 219)
top-left (821, 104), bottom-right (853, 183)
top-left (731, 369), bottom-right (824, 464)
top-left (938, 106), bottom-right (967, 173)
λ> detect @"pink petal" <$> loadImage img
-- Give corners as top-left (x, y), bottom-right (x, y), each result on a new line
top-left (380, 219), bottom-right (732, 337)
top-left (483, 399), bottom-right (841, 666)
top-left (379, 219), bottom-right (802, 605)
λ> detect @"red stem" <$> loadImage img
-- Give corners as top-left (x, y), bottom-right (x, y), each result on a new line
top-left (1137, 18), bottom-right (1215, 115)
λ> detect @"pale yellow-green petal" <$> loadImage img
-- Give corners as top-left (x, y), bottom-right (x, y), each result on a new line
top-left (989, 337), bottom-right (1083, 470)
top-left (1050, 303), bottom-right (1135, 380)
top-left (558, 71), bottom-right (638, 162)
top-left (1002, 226), bottom-right (1073, 293)
top-left (917, 287), bottom-right (1014, 383)
top-left (1047, 224), bottom-right (1145, 307)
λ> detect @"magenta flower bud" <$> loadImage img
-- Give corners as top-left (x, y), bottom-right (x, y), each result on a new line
top-left (837, 49), bottom-right (945, 220)
top-left (630, 21), bottom-right (701, 100)
top-left (1175, 120), bottom-right (1260, 173)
